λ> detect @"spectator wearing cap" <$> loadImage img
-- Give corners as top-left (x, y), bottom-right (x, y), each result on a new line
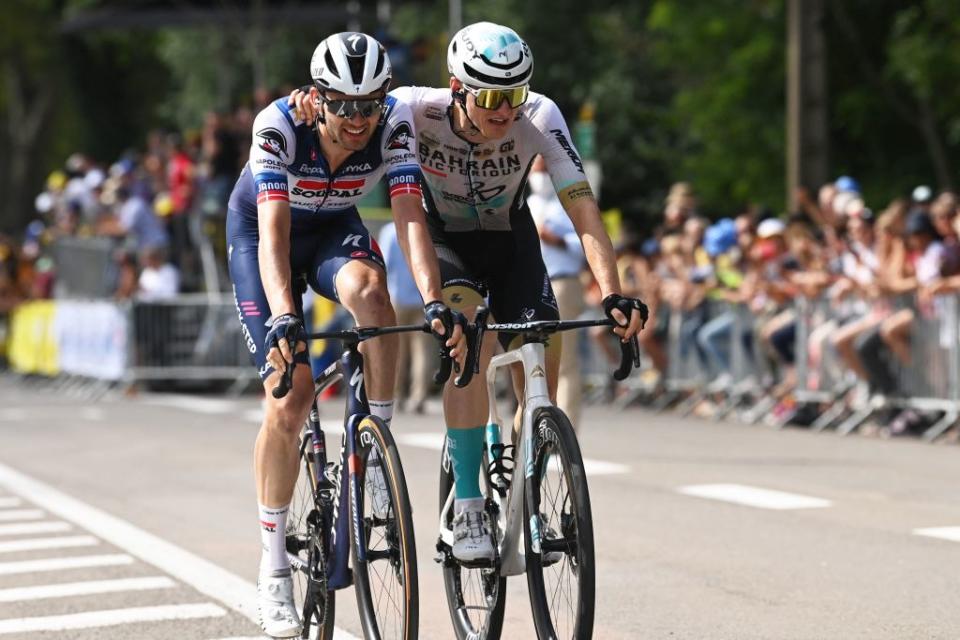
top-left (911, 185), bottom-right (934, 212)
top-left (527, 155), bottom-right (587, 427)
top-left (695, 219), bottom-right (751, 386)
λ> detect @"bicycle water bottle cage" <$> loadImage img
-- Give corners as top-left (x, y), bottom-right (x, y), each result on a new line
top-left (486, 443), bottom-right (515, 498)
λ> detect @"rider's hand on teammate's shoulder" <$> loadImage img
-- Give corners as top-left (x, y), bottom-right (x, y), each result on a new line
top-left (264, 313), bottom-right (308, 373)
top-left (289, 86), bottom-right (320, 123)
top-left (602, 293), bottom-right (649, 342)
top-left (423, 300), bottom-right (467, 368)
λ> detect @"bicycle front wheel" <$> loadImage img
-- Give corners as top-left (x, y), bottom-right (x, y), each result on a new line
top-left (524, 407), bottom-right (596, 640)
top-left (351, 415), bottom-right (418, 640)
top-left (288, 429), bottom-right (336, 640)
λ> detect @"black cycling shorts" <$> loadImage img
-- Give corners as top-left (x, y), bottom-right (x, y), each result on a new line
top-left (432, 207), bottom-right (558, 350)
top-left (226, 206), bottom-right (385, 380)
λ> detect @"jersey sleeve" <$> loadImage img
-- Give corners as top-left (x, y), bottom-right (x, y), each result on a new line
top-left (381, 96), bottom-right (423, 200)
top-left (528, 96), bottom-right (595, 209)
top-left (249, 101), bottom-right (298, 206)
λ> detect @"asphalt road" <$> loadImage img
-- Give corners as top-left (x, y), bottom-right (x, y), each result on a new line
top-left (0, 377), bottom-right (959, 639)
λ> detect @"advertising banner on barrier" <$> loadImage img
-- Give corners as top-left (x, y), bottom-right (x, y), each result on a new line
top-left (54, 301), bottom-right (128, 381)
top-left (7, 301), bottom-right (60, 376)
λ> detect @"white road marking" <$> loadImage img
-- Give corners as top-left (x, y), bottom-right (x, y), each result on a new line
top-left (0, 554), bottom-right (133, 575)
top-left (0, 409), bottom-right (27, 422)
top-left (913, 527), bottom-right (960, 543)
top-left (80, 407), bottom-right (105, 421)
top-left (0, 535), bottom-right (99, 554)
top-left (0, 498), bottom-right (22, 508)
top-left (0, 521), bottom-right (72, 536)
top-left (0, 463), bottom-right (361, 640)
top-left (395, 432), bottom-right (631, 476)
top-left (0, 576), bottom-right (176, 603)
top-left (144, 394), bottom-right (237, 414)
top-left (0, 603), bottom-right (227, 634)
top-left (677, 484), bottom-right (832, 510)
top-left (0, 509), bottom-right (44, 522)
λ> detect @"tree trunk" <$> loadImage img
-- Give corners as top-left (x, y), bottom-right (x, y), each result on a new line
top-left (916, 98), bottom-right (953, 191)
top-left (3, 59), bottom-right (54, 234)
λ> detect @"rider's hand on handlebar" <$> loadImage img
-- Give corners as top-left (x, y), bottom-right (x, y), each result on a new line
top-left (602, 293), bottom-right (649, 342)
top-left (264, 313), bottom-right (307, 374)
top-left (423, 301), bottom-right (467, 369)
top-left (289, 87), bottom-right (320, 123)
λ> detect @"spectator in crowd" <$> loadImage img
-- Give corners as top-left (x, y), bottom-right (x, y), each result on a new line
top-left (97, 175), bottom-right (169, 253)
top-left (527, 154), bottom-right (587, 427)
top-left (137, 245), bottom-right (180, 302)
top-left (378, 221), bottom-right (431, 414)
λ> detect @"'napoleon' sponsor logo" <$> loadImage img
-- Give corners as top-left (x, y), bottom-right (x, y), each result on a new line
top-left (549, 129), bottom-right (584, 172)
top-left (257, 158), bottom-right (285, 170)
top-left (387, 122), bottom-right (412, 150)
top-left (257, 127), bottom-right (287, 158)
top-left (424, 106), bottom-right (446, 121)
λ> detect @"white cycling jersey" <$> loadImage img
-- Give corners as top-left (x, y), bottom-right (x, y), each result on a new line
top-left (390, 86), bottom-right (593, 233)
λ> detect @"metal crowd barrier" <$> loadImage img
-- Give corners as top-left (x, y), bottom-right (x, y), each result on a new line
top-left (127, 293), bottom-right (258, 391)
top-left (790, 292), bottom-right (960, 439)
top-left (51, 237), bottom-right (119, 299)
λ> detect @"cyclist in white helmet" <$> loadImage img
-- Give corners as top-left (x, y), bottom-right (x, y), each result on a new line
top-left (230, 32), bottom-right (463, 638)
top-left (293, 22), bottom-right (647, 565)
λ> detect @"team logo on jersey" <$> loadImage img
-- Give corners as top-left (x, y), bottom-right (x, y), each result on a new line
top-left (387, 123), bottom-right (412, 151)
top-left (549, 129), bottom-right (584, 172)
top-left (500, 140), bottom-right (515, 153)
top-left (257, 127), bottom-right (287, 158)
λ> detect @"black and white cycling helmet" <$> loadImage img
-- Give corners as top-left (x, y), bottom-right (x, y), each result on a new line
top-left (310, 32), bottom-right (392, 96)
top-left (447, 22), bottom-right (533, 89)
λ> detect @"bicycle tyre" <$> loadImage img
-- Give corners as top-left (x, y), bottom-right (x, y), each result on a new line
top-left (351, 415), bottom-right (419, 640)
top-left (524, 406), bottom-right (596, 640)
top-left (438, 437), bottom-right (507, 640)
top-left (288, 430), bottom-right (337, 640)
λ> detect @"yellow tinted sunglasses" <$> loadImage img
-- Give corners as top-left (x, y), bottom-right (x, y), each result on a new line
top-left (463, 84), bottom-right (529, 110)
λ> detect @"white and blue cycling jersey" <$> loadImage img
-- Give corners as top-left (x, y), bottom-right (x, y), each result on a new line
top-left (228, 95), bottom-right (422, 229)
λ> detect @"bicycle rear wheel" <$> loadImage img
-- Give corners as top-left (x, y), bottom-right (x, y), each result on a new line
top-left (438, 438), bottom-right (507, 640)
top-left (352, 416), bottom-right (418, 640)
top-left (288, 430), bottom-right (336, 640)
top-left (524, 407), bottom-right (595, 639)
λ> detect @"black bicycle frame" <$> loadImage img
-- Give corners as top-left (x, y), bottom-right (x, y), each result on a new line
top-left (305, 343), bottom-right (370, 591)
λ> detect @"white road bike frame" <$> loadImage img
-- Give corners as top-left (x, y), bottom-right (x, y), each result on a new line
top-left (438, 340), bottom-right (552, 577)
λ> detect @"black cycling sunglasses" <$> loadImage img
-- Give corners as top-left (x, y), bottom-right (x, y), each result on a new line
top-left (319, 94), bottom-right (385, 119)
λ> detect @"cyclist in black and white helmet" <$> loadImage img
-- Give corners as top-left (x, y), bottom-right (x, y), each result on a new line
top-left (228, 31), bottom-right (463, 639)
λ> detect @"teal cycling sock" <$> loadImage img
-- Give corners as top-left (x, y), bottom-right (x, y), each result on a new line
top-left (446, 426), bottom-right (485, 500)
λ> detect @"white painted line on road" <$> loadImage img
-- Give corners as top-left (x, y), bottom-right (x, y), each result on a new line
top-left (677, 484), bottom-right (832, 510)
top-left (0, 521), bottom-right (72, 536)
top-left (0, 554), bottom-right (133, 575)
top-left (396, 432), bottom-right (631, 476)
top-left (0, 497), bottom-right (22, 508)
top-left (79, 407), bottom-right (105, 421)
top-left (0, 409), bottom-right (27, 422)
top-left (0, 576), bottom-right (176, 603)
top-left (0, 535), bottom-right (98, 554)
top-left (0, 509), bottom-right (44, 521)
top-left (0, 603), bottom-right (227, 635)
top-left (0, 462), bottom-right (361, 640)
top-left (145, 394), bottom-right (237, 414)
top-left (913, 527), bottom-right (960, 543)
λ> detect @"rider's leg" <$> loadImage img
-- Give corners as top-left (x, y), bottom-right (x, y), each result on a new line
top-left (254, 365), bottom-right (316, 574)
top-left (334, 259), bottom-right (398, 425)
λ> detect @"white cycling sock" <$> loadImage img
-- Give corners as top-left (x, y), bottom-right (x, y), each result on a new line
top-left (258, 503), bottom-right (290, 578)
top-left (368, 399), bottom-right (394, 429)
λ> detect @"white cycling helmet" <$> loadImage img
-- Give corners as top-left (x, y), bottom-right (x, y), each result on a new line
top-left (447, 22), bottom-right (533, 89)
top-left (310, 32), bottom-right (392, 96)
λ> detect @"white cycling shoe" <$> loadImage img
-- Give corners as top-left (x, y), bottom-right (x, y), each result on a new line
top-left (452, 498), bottom-right (495, 563)
top-left (366, 453), bottom-right (391, 520)
top-left (257, 574), bottom-right (303, 639)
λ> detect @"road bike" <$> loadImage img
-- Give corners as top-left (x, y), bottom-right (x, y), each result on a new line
top-left (278, 320), bottom-right (473, 640)
top-left (436, 308), bottom-right (639, 639)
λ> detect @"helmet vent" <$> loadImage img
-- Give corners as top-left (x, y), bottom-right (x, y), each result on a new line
top-left (324, 50), bottom-right (339, 78)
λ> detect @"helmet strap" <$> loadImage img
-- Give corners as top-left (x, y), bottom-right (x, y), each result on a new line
top-left (451, 89), bottom-right (482, 137)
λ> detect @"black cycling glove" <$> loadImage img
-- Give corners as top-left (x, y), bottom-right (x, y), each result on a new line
top-left (423, 300), bottom-right (465, 341)
top-left (264, 313), bottom-right (307, 356)
top-left (602, 294), bottom-right (649, 330)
